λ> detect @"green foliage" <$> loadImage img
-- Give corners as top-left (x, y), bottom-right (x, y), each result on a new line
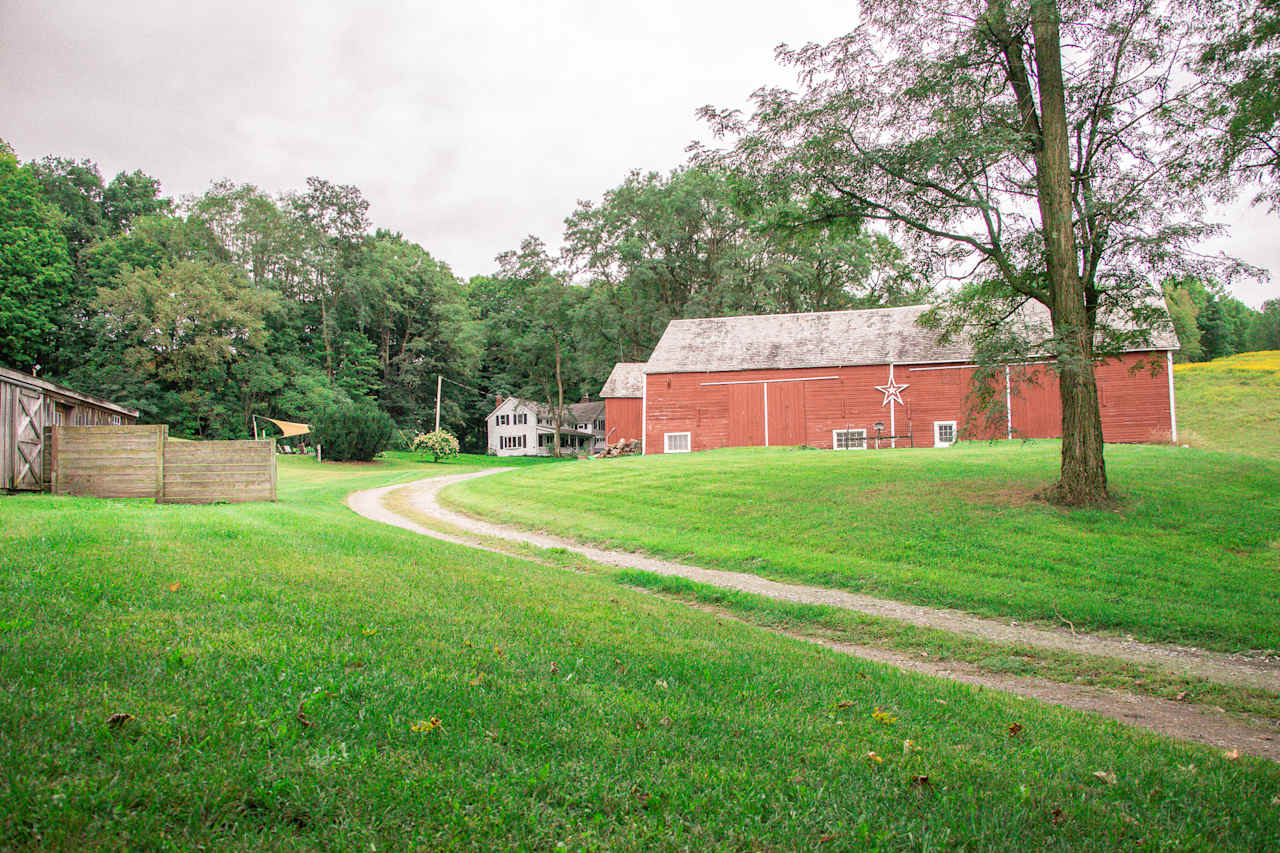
top-left (1197, 0), bottom-right (1280, 209)
top-left (0, 147), bottom-right (73, 370)
top-left (311, 399), bottom-right (394, 461)
top-left (1161, 279), bottom-right (1205, 362)
top-left (1249, 299), bottom-right (1280, 349)
top-left (412, 429), bottom-right (460, 462)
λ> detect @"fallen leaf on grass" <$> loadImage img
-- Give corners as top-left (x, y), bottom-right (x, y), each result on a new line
top-left (1092, 770), bottom-right (1117, 785)
top-left (410, 717), bottom-right (443, 734)
top-left (835, 700), bottom-right (856, 709)
top-left (658, 716), bottom-right (672, 728)
top-left (865, 751), bottom-right (883, 764)
top-left (1174, 691), bottom-right (1188, 701)
top-left (871, 707), bottom-right (897, 724)
top-left (361, 626), bottom-right (377, 637)
top-left (1271, 794), bottom-right (1280, 806)
top-left (1223, 749), bottom-right (1240, 761)
top-left (296, 709), bottom-right (312, 728)
top-left (817, 833), bottom-right (839, 843)
top-left (549, 662), bottom-right (559, 675)
top-left (166, 582), bottom-right (181, 593)
top-left (910, 775), bottom-right (931, 790)
top-left (655, 679), bottom-right (669, 690)
top-left (903, 739), bottom-right (918, 755)
top-left (106, 713), bottom-right (135, 730)
top-left (1049, 808), bottom-right (1066, 826)
top-left (1008, 722), bottom-right (1023, 737)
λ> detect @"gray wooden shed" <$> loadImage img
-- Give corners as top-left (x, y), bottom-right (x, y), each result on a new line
top-left (1, 367), bottom-right (138, 491)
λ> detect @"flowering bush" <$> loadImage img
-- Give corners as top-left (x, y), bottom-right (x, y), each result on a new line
top-left (412, 429), bottom-right (460, 462)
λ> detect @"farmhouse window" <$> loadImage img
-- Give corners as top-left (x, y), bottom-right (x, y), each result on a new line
top-left (515, 413), bottom-right (527, 425)
top-left (832, 429), bottom-right (866, 450)
top-left (934, 421), bottom-right (957, 447)
top-left (664, 432), bottom-right (691, 453)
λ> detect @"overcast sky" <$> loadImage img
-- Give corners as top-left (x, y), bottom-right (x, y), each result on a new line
top-left (3, 0), bottom-right (1275, 307)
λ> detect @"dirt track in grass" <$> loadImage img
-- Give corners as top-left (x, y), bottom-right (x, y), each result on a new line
top-left (346, 470), bottom-right (1280, 761)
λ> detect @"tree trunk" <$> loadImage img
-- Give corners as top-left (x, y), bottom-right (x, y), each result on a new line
top-left (553, 337), bottom-right (564, 458)
top-left (320, 285), bottom-right (334, 381)
top-left (1028, 0), bottom-right (1109, 505)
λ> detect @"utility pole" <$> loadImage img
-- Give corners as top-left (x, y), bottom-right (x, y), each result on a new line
top-left (434, 374), bottom-right (442, 432)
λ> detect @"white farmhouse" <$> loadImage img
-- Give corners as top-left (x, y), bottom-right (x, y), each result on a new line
top-left (486, 396), bottom-right (606, 457)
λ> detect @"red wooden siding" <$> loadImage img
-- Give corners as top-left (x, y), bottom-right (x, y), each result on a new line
top-left (604, 397), bottom-right (643, 443)
top-left (644, 351), bottom-right (1174, 453)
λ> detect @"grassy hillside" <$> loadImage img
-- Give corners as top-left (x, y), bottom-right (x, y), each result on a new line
top-left (1175, 350), bottom-right (1280, 459)
top-left (3, 455), bottom-right (1279, 849)
top-left (443, 442), bottom-right (1280, 652)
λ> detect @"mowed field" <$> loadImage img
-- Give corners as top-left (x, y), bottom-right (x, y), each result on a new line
top-left (3, 454), bottom-right (1280, 849)
top-left (444, 416), bottom-right (1280, 655)
top-left (1175, 350), bottom-right (1280, 459)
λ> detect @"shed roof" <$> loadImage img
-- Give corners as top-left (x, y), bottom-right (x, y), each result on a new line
top-left (644, 303), bottom-right (1178, 374)
top-left (599, 362), bottom-right (647, 398)
top-left (0, 366), bottom-right (139, 417)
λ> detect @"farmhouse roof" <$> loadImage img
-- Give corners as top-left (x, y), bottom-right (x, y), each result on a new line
top-left (495, 396), bottom-right (604, 425)
top-left (643, 303), bottom-right (1178, 374)
top-left (567, 400), bottom-right (605, 421)
top-left (600, 362), bottom-right (647, 398)
top-left (0, 366), bottom-right (139, 418)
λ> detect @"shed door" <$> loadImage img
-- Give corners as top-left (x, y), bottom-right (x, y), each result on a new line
top-left (727, 383), bottom-right (765, 447)
top-left (13, 388), bottom-right (44, 490)
top-left (767, 382), bottom-right (807, 446)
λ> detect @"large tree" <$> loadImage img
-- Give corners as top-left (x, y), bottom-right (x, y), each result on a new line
top-left (697, 0), bottom-right (1245, 505)
top-left (1197, 0), bottom-right (1280, 209)
top-left (0, 145), bottom-right (74, 371)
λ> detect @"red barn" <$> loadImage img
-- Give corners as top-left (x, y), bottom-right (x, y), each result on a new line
top-left (635, 305), bottom-right (1179, 455)
top-left (600, 362), bottom-right (646, 444)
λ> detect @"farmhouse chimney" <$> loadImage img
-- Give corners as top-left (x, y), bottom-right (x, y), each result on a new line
top-left (495, 394), bottom-right (504, 407)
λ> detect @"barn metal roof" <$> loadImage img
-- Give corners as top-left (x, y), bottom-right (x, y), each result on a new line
top-left (599, 362), bottom-right (647, 398)
top-left (643, 303), bottom-right (1179, 374)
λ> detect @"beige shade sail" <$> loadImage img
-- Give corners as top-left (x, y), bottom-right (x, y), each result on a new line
top-left (260, 417), bottom-right (311, 437)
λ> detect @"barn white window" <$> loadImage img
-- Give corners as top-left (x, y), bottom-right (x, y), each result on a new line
top-left (664, 432), bottom-right (691, 453)
top-left (832, 429), bottom-right (866, 450)
top-left (934, 421), bottom-right (957, 447)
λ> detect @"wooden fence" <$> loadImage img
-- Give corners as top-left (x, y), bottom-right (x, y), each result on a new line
top-left (161, 439), bottom-right (276, 504)
top-left (49, 425), bottom-right (276, 503)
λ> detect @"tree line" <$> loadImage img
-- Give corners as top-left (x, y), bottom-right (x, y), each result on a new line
top-left (0, 144), bottom-right (917, 447)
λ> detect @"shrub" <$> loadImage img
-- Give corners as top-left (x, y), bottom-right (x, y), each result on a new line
top-left (311, 400), bottom-right (394, 462)
top-left (412, 429), bottom-right (460, 463)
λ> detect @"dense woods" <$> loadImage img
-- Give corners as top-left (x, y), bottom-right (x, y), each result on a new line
top-left (0, 143), bottom-right (918, 446)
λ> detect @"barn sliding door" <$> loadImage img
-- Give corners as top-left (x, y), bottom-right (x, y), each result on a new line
top-left (12, 388), bottom-right (44, 490)
top-left (767, 381), bottom-right (807, 446)
top-left (727, 383), bottom-right (766, 447)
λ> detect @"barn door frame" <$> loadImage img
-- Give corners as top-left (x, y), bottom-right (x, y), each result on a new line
top-left (13, 387), bottom-right (45, 490)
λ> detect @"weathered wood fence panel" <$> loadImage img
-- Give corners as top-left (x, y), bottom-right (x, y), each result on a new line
top-left (161, 440), bottom-right (276, 504)
top-left (51, 425), bottom-right (165, 498)
top-left (48, 426), bottom-right (276, 503)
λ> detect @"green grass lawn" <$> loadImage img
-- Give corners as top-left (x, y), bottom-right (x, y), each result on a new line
top-left (1175, 351), bottom-right (1280, 459)
top-left (3, 453), bottom-right (1280, 849)
top-left (442, 442), bottom-right (1280, 652)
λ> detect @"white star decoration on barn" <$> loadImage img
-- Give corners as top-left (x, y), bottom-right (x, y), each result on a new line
top-left (875, 377), bottom-right (909, 407)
